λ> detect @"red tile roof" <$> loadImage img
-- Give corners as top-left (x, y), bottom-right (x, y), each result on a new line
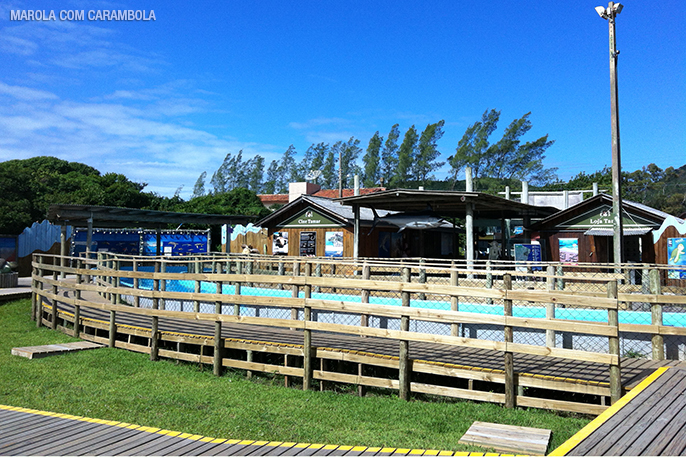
top-left (258, 194), bottom-right (289, 204)
top-left (313, 187), bottom-right (386, 199)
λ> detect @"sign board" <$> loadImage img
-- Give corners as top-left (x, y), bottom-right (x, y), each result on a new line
top-left (668, 238), bottom-right (686, 279)
top-left (559, 238), bottom-right (579, 263)
top-left (273, 231), bottom-right (288, 255)
top-left (514, 244), bottom-right (541, 271)
top-left (560, 205), bottom-right (656, 230)
top-left (280, 207), bottom-right (344, 228)
top-left (299, 231), bottom-right (316, 256)
top-left (325, 231), bottom-right (343, 257)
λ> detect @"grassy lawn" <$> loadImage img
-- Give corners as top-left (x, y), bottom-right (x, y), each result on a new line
top-left (0, 299), bottom-right (590, 452)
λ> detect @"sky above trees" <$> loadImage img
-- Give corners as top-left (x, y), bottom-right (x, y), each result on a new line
top-left (1, 1), bottom-right (684, 198)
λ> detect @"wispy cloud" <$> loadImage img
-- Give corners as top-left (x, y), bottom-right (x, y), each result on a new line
top-left (0, 81), bottom-right (59, 100)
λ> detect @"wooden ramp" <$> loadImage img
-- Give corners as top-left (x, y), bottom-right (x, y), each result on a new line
top-left (459, 421), bottom-right (551, 455)
top-left (11, 341), bottom-right (103, 359)
top-left (551, 367), bottom-right (686, 456)
top-left (0, 405), bottom-right (499, 456)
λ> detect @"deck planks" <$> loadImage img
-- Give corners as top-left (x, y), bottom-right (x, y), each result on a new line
top-left (558, 367), bottom-right (686, 456)
top-left (11, 341), bottom-right (103, 359)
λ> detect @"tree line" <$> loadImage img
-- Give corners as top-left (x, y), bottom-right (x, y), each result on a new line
top-left (193, 109), bottom-right (557, 196)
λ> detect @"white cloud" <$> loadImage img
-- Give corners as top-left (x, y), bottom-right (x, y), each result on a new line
top-left (0, 81), bottom-right (59, 100)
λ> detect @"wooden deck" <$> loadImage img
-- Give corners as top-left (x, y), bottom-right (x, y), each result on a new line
top-left (11, 341), bottom-right (103, 359)
top-left (0, 405), bottom-right (474, 456)
top-left (551, 366), bottom-right (686, 456)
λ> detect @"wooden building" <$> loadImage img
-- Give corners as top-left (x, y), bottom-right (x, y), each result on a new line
top-left (530, 194), bottom-right (681, 264)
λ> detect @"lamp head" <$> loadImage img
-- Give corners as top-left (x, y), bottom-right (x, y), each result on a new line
top-left (595, 6), bottom-right (609, 19)
top-left (613, 3), bottom-right (623, 14)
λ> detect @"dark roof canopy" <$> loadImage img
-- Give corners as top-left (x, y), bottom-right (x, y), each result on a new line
top-left (47, 204), bottom-right (256, 228)
top-left (337, 189), bottom-right (558, 219)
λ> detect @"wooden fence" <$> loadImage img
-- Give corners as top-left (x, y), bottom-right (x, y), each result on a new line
top-left (30, 253), bottom-right (686, 414)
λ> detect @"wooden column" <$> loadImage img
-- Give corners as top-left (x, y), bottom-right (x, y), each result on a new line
top-left (314, 262), bottom-right (322, 293)
top-left (546, 265), bottom-right (556, 348)
top-left (399, 266), bottom-right (411, 401)
top-left (51, 267), bottom-right (58, 330)
top-left (246, 350), bottom-right (254, 379)
top-left (291, 262), bottom-right (300, 325)
top-left (607, 280), bottom-right (622, 404)
top-left (159, 259), bottom-right (166, 310)
top-left (450, 261), bottom-right (459, 337)
top-left (486, 260), bottom-right (493, 305)
top-left (194, 277), bottom-right (201, 313)
top-left (109, 311), bottom-right (116, 348)
top-left (152, 262), bottom-right (160, 311)
top-left (303, 263), bottom-right (313, 390)
top-left (214, 280), bottom-right (223, 376)
top-left (59, 224), bottom-right (67, 279)
top-left (150, 316), bottom-right (159, 361)
top-left (503, 273), bottom-right (515, 409)
top-left (133, 260), bottom-right (140, 308)
top-left (36, 255), bottom-right (43, 328)
top-left (649, 269), bottom-right (664, 360)
top-left (31, 262), bottom-right (38, 322)
top-left (278, 260), bottom-right (285, 290)
top-left (234, 277), bottom-right (241, 316)
top-left (418, 259), bottom-right (426, 300)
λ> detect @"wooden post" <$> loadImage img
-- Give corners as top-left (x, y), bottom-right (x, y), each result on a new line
top-left (649, 269), bottom-right (664, 360)
top-left (74, 260), bottom-right (81, 338)
top-left (607, 280), bottom-right (622, 404)
top-left (503, 273), bottom-right (515, 409)
top-left (214, 320), bottom-right (222, 376)
top-left (556, 265), bottom-right (565, 291)
top-left (486, 260), bottom-right (494, 305)
top-left (546, 265), bottom-right (556, 348)
top-left (158, 259), bottom-right (166, 310)
top-left (152, 262), bottom-right (160, 311)
top-left (291, 262), bottom-right (300, 325)
top-left (150, 316), bottom-right (159, 361)
top-left (246, 350), bottom-right (253, 379)
top-left (109, 310), bottom-right (116, 348)
top-left (314, 262), bottom-right (322, 293)
top-left (36, 256), bottom-right (43, 328)
top-left (303, 305), bottom-right (313, 391)
top-left (360, 262), bottom-right (370, 327)
top-left (450, 261), bottom-right (459, 337)
top-left (234, 278), bottom-right (241, 316)
top-left (31, 263), bottom-right (38, 322)
top-left (278, 260), bottom-right (285, 290)
top-left (399, 266), bottom-right (411, 401)
top-left (418, 259), bottom-right (426, 300)
top-left (133, 260), bottom-right (140, 308)
top-left (51, 266), bottom-right (58, 330)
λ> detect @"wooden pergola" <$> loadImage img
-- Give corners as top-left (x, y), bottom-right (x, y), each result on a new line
top-left (47, 204), bottom-right (256, 259)
top-left (337, 189), bottom-right (558, 260)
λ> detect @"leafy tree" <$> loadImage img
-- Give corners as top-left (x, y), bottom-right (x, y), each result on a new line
top-left (334, 137), bottom-right (362, 189)
top-left (179, 187), bottom-right (270, 219)
top-left (277, 145), bottom-right (298, 193)
top-left (245, 155), bottom-right (265, 193)
top-left (380, 124), bottom-right (400, 187)
top-left (392, 125), bottom-right (418, 188)
top-left (192, 172), bottom-right (207, 198)
top-left (298, 142), bottom-right (329, 183)
top-left (263, 160), bottom-right (280, 194)
top-left (414, 120), bottom-right (446, 186)
top-left (321, 149), bottom-right (337, 189)
top-left (362, 131), bottom-right (382, 187)
top-left (448, 110), bottom-right (556, 186)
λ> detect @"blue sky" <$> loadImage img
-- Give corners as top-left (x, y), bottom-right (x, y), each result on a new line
top-left (1, 1), bottom-right (684, 198)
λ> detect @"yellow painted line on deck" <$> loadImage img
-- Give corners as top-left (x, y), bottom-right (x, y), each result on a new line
top-left (549, 366), bottom-right (671, 456)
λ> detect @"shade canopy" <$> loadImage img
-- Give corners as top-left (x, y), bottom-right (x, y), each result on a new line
top-left (47, 204), bottom-right (256, 228)
top-left (337, 189), bottom-right (558, 220)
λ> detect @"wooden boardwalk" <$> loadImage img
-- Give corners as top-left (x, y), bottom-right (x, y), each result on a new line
top-left (0, 405), bottom-right (474, 456)
top-left (551, 366), bottom-right (686, 456)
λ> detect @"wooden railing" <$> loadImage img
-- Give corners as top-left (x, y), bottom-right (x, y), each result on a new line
top-left (30, 253), bottom-right (686, 413)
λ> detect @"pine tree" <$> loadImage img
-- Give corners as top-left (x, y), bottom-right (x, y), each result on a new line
top-left (380, 124), bottom-right (400, 187)
top-left (263, 160), bottom-right (280, 194)
top-left (362, 131), bottom-right (382, 187)
top-left (414, 120), bottom-right (445, 186)
top-left (392, 126), bottom-right (418, 188)
top-left (191, 171), bottom-right (207, 198)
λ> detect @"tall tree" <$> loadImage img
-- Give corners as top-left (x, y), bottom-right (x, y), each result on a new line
top-left (245, 155), bottom-right (265, 193)
top-left (448, 110), bottom-right (556, 186)
top-left (278, 145), bottom-right (298, 193)
top-left (298, 142), bottom-right (329, 183)
top-left (263, 160), bottom-right (280, 194)
top-left (380, 124), bottom-right (400, 187)
top-left (334, 137), bottom-right (362, 189)
top-left (321, 149), bottom-right (337, 189)
top-left (362, 131), bottom-right (382, 187)
top-left (392, 125), bottom-right (418, 188)
top-left (414, 120), bottom-right (446, 186)
top-left (191, 171), bottom-right (207, 198)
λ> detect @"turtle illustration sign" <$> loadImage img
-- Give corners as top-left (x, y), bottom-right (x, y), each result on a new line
top-left (668, 238), bottom-right (686, 279)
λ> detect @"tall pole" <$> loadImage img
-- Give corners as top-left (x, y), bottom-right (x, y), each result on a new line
top-left (599, 2), bottom-right (624, 265)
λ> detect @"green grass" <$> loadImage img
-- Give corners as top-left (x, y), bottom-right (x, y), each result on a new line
top-left (0, 299), bottom-right (590, 452)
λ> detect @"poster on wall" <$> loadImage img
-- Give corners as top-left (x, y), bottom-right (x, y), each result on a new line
top-left (325, 231), bottom-right (343, 257)
top-left (559, 238), bottom-right (579, 263)
top-left (272, 232), bottom-right (289, 255)
top-left (514, 244), bottom-right (542, 271)
top-left (668, 238), bottom-right (686, 279)
top-left (299, 231), bottom-right (316, 257)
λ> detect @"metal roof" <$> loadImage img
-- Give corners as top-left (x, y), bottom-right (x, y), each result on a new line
top-left (584, 228), bottom-right (652, 236)
top-left (336, 189), bottom-right (558, 219)
top-left (258, 195), bottom-right (393, 227)
top-left (47, 204), bottom-right (256, 228)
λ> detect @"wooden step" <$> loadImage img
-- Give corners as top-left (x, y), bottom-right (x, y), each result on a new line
top-left (11, 341), bottom-right (104, 359)
top-left (459, 421), bottom-right (552, 455)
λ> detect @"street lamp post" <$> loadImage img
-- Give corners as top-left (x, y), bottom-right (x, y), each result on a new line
top-left (596, 2), bottom-right (625, 265)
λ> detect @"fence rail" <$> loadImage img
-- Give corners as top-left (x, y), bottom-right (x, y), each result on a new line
top-left (30, 253), bottom-right (686, 414)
